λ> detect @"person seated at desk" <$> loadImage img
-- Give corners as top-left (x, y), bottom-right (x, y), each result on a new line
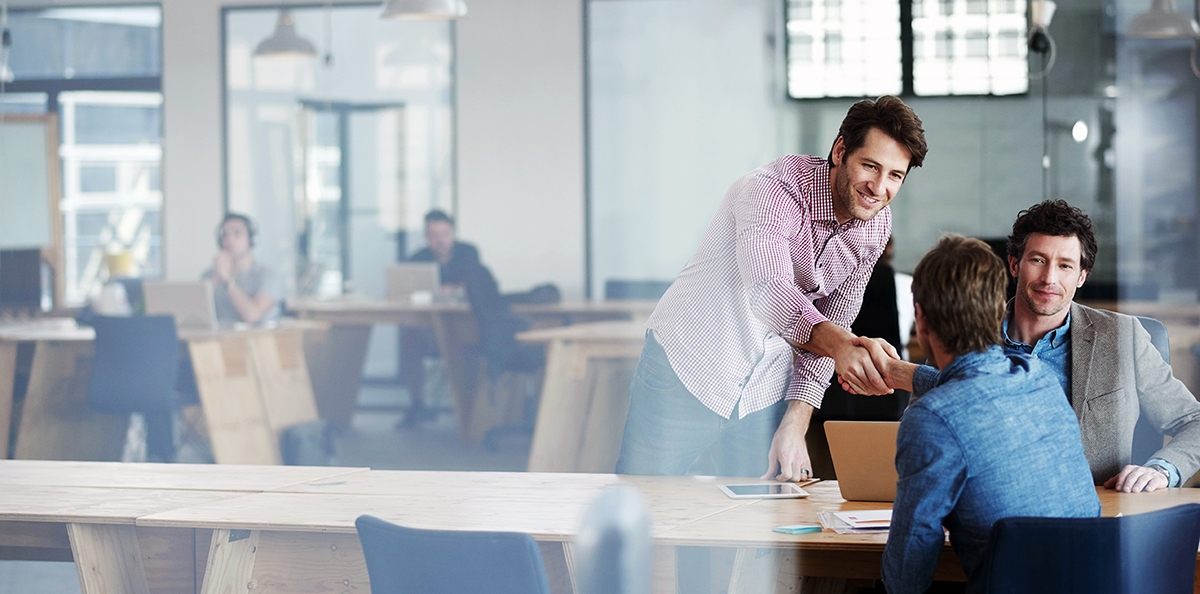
top-left (203, 213), bottom-right (282, 326)
top-left (399, 209), bottom-right (482, 426)
top-left (881, 234), bottom-right (1099, 594)
top-left (860, 200), bottom-right (1200, 492)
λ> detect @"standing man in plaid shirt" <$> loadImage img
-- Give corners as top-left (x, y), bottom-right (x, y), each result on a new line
top-left (616, 96), bottom-right (928, 481)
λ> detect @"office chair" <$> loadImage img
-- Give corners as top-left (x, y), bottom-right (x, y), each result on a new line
top-left (603, 279), bottom-right (672, 301)
top-left (984, 503), bottom-right (1200, 594)
top-left (86, 315), bottom-right (183, 462)
top-left (573, 486), bottom-right (652, 594)
top-left (355, 515), bottom-right (552, 594)
top-left (1132, 316), bottom-right (1170, 467)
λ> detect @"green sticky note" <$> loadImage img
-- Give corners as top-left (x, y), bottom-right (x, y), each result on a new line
top-left (772, 524), bottom-right (822, 535)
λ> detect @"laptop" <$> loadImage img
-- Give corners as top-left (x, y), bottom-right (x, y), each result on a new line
top-left (824, 420), bottom-right (901, 502)
top-left (386, 263), bottom-right (441, 301)
top-left (143, 281), bottom-right (219, 331)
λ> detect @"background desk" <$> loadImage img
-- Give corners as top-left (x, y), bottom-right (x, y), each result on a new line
top-left (0, 320), bottom-right (324, 464)
top-left (289, 299), bottom-right (655, 441)
top-left (518, 321), bottom-right (646, 472)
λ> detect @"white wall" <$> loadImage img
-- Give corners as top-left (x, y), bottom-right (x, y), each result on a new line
top-left (454, 0), bottom-right (586, 298)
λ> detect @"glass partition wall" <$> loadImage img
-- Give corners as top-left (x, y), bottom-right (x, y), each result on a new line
top-left (1, 5), bottom-right (163, 307)
top-left (224, 5), bottom-right (454, 301)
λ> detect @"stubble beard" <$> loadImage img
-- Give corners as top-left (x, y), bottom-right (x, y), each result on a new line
top-left (1019, 285), bottom-right (1069, 318)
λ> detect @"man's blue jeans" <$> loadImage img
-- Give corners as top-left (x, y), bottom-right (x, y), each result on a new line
top-left (616, 331), bottom-right (786, 477)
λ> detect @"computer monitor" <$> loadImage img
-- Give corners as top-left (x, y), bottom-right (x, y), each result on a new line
top-left (142, 281), bottom-right (218, 332)
top-left (386, 263), bottom-right (441, 301)
top-left (825, 420), bottom-right (901, 502)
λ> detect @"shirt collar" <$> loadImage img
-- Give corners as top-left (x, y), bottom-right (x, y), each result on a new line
top-left (936, 345), bottom-right (1005, 386)
top-left (810, 162), bottom-right (839, 223)
top-left (1002, 300), bottom-right (1072, 352)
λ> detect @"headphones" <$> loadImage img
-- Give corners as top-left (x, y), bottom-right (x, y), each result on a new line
top-left (217, 213), bottom-right (258, 248)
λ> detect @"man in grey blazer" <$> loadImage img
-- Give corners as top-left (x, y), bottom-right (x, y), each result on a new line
top-left (859, 200), bottom-right (1200, 492)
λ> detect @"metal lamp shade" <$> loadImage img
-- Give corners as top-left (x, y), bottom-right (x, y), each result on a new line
top-left (1127, 0), bottom-right (1199, 39)
top-left (254, 10), bottom-right (317, 58)
top-left (380, 0), bottom-right (467, 20)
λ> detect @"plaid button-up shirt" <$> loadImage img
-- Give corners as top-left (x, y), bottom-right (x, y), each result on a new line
top-left (646, 155), bottom-right (890, 417)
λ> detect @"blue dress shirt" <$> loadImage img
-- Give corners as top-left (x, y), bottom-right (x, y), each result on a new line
top-left (884, 346), bottom-right (1101, 594)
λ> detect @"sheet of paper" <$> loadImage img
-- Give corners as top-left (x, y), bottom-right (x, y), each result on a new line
top-left (832, 509), bottom-right (892, 529)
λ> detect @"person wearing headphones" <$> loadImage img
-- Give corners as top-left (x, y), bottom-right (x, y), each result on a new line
top-left (204, 213), bottom-right (282, 325)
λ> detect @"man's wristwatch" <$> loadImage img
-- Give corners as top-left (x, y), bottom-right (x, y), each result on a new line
top-left (1147, 463), bottom-right (1172, 484)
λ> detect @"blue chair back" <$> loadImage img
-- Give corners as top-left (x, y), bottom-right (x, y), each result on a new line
top-left (355, 515), bottom-right (552, 594)
top-left (1132, 316), bottom-right (1170, 465)
top-left (603, 280), bottom-right (671, 301)
top-left (1136, 316), bottom-right (1171, 364)
top-left (86, 315), bottom-right (181, 414)
top-left (985, 503), bottom-right (1200, 594)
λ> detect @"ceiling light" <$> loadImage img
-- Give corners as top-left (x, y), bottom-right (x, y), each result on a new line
top-left (254, 9), bottom-right (316, 58)
top-left (380, 0), bottom-right (466, 20)
top-left (1127, 0), bottom-right (1199, 39)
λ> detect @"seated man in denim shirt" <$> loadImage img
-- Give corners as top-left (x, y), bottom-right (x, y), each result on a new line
top-left (881, 235), bottom-right (1099, 594)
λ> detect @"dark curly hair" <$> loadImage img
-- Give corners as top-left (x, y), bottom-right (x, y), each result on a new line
top-left (828, 95), bottom-right (928, 171)
top-left (1007, 200), bottom-right (1097, 271)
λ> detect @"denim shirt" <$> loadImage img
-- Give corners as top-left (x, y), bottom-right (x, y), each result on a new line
top-left (883, 346), bottom-right (1100, 594)
top-left (1002, 312), bottom-right (1072, 402)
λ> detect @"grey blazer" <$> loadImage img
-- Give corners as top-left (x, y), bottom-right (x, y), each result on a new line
top-left (1071, 302), bottom-right (1200, 484)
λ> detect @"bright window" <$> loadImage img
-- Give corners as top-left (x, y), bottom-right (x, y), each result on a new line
top-left (785, 0), bottom-right (1028, 98)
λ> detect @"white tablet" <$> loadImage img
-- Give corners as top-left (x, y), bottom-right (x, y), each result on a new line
top-left (719, 483), bottom-right (809, 499)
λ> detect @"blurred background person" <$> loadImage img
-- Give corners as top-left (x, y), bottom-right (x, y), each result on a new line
top-left (204, 213), bottom-right (282, 326)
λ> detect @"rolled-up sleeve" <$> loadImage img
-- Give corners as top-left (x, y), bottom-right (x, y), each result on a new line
top-left (786, 258), bottom-right (874, 406)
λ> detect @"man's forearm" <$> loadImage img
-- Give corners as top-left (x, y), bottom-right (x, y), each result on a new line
top-left (225, 282), bottom-right (266, 324)
top-left (794, 321), bottom-right (855, 360)
top-left (781, 399), bottom-right (814, 435)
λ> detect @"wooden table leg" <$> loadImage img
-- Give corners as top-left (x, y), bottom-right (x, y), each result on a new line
top-left (199, 529), bottom-right (259, 594)
top-left (527, 340), bottom-right (587, 471)
top-left (0, 341), bottom-right (16, 459)
top-left (200, 529), bottom-right (367, 594)
top-left (67, 523), bottom-right (151, 594)
top-left (430, 311), bottom-right (483, 440)
top-left (14, 341), bottom-right (126, 461)
top-left (188, 338), bottom-right (279, 465)
top-left (306, 325), bottom-right (372, 429)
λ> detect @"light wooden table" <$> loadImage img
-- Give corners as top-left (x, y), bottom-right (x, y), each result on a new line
top-left (289, 298), bottom-right (656, 441)
top-left (0, 320), bottom-right (324, 464)
top-left (518, 321), bottom-right (646, 472)
top-left (137, 473), bottom-right (1200, 594)
top-left (0, 461), bottom-right (367, 594)
top-left (4, 462), bottom-right (1200, 594)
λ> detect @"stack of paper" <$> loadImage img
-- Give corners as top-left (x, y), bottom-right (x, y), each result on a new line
top-left (832, 510), bottom-right (892, 530)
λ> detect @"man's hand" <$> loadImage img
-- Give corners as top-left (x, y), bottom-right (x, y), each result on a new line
top-left (212, 252), bottom-right (234, 283)
top-left (839, 337), bottom-right (918, 394)
top-left (1103, 465), bottom-right (1169, 492)
top-left (762, 401), bottom-right (814, 481)
top-left (802, 322), bottom-right (892, 395)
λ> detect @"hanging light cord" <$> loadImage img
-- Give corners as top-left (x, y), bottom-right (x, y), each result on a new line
top-left (1041, 52), bottom-right (1049, 202)
top-left (323, 0), bottom-right (333, 68)
top-left (1, 0), bottom-right (10, 128)
top-left (1191, 38), bottom-right (1200, 78)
